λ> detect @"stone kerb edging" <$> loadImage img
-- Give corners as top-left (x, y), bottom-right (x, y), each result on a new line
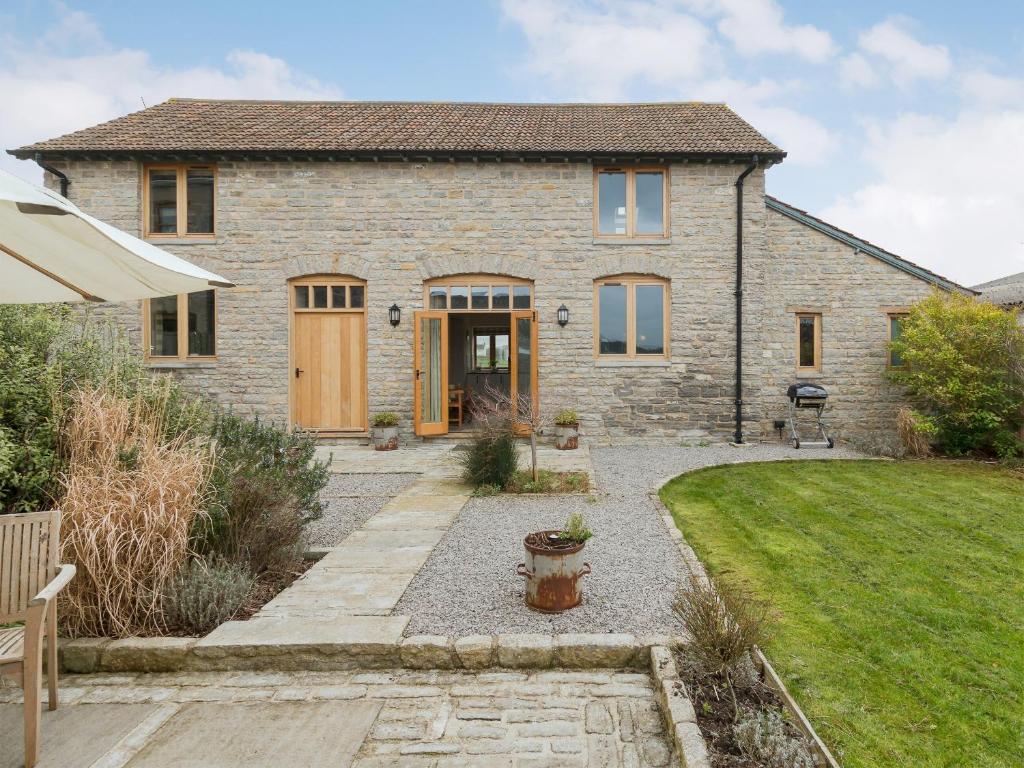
top-left (59, 632), bottom-right (676, 675)
top-left (649, 645), bottom-right (710, 768)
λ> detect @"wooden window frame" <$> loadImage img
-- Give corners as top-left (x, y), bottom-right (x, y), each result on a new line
top-left (142, 164), bottom-right (218, 238)
top-left (593, 274), bottom-right (671, 360)
top-left (593, 167), bottom-right (670, 240)
top-left (291, 276), bottom-right (367, 314)
top-left (471, 327), bottom-right (511, 372)
top-left (143, 290), bottom-right (217, 362)
top-left (886, 310), bottom-right (910, 369)
top-left (795, 313), bottom-right (822, 374)
top-left (422, 274), bottom-right (533, 311)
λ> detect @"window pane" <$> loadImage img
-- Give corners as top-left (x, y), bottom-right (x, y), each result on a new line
top-left (890, 316), bottom-right (904, 367)
top-left (429, 286), bottom-right (447, 309)
top-left (598, 284), bottom-right (627, 354)
top-left (331, 286), bottom-right (346, 308)
top-left (149, 295), bottom-right (178, 356)
top-left (598, 172), bottom-right (627, 235)
top-left (450, 287), bottom-right (469, 310)
top-left (516, 317), bottom-right (532, 400)
top-left (471, 286), bottom-right (489, 310)
top-left (294, 286), bottom-right (309, 309)
top-left (474, 334), bottom-right (491, 368)
top-left (799, 316), bottom-right (817, 368)
top-left (635, 284), bottom-right (665, 354)
top-left (186, 168), bottom-right (214, 234)
top-left (187, 290), bottom-right (215, 356)
top-left (350, 285), bottom-right (365, 308)
top-left (149, 170), bottom-right (177, 234)
top-left (313, 285), bottom-right (328, 308)
top-left (492, 286), bottom-right (510, 309)
top-left (513, 286), bottom-right (531, 309)
top-left (635, 172), bottom-right (664, 234)
top-left (494, 333), bottom-right (510, 368)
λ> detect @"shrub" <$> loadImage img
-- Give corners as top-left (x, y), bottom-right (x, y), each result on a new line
top-left (163, 557), bottom-right (253, 635)
top-left (554, 409), bottom-right (579, 426)
top-left (733, 710), bottom-right (815, 768)
top-left (561, 512), bottom-right (592, 543)
top-left (198, 411), bottom-right (329, 575)
top-left (59, 385), bottom-right (212, 638)
top-left (372, 412), bottom-right (399, 427)
top-left (505, 469), bottom-right (589, 494)
top-left (889, 292), bottom-right (1024, 458)
top-left (459, 432), bottom-right (519, 488)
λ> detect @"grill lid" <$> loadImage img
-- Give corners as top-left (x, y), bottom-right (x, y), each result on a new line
top-left (787, 383), bottom-right (828, 401)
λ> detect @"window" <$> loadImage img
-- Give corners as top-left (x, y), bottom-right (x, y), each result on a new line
top-left (145, 289), bottom-right (216, 361)
top-left (422, 276), bottom-right (532, 310)
top-left (292, 279), bottom-right (365, 312)
top-left (888, 313), bottom-right (909, 368)
top-left (795, 313), bottom-right (822, 373)
top-left (594, 168), bottom-right (668, 238)
top-left (472, 329), bottom-right (511, 370)
top-left (144, 165), bottom-right (216, 237)
top-left (594, 275), bottom-right (669, 359)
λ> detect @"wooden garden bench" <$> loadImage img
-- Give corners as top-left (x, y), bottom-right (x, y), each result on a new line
top-left (1, 511), bottom-right (76, 768)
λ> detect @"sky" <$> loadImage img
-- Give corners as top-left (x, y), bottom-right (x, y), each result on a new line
top-left (2, 1), bottom-right (1023, 286)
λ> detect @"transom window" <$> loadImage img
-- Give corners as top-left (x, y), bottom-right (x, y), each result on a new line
top-left (887, 312), bottom-right (909, 368)
top-left (472, 328), bottom-right (511, 371)
top-left (144, 289), bottom-right (216, 361)
top-left (796, 313), bottom-right (822, 373)
top-left (594, 168), bottom-right (668, 238)
top-left (293, 277), bottom-right (366, 312)
top-left (423, 276), bottom-right (532, 311)
top-left (593, 275), bottom-right (669, 359)
top-left (144, 164), bottom-right (216, 238)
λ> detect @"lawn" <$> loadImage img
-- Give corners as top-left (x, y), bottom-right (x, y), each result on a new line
top-left (659, 460), bottom-right (1023, 768)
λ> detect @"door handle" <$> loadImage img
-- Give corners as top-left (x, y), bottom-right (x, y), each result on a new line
top-left (295, 367), bottom-right (304, 378)
top-left (415, 369), bottom-right (420, 381)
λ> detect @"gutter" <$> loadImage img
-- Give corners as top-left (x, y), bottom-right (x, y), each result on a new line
top-left (33, 153), bottom-right (70, 198)
top-left (733, 156), bottom-right (758, 444)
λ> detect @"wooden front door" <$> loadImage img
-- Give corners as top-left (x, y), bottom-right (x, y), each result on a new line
top-left (291, 278), bottom-right (367, 432)
top-left (413, 310), bottom-right (448, 436)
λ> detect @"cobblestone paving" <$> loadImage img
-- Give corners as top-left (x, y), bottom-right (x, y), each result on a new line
top-left (0, 669), bottom-right (673, 768)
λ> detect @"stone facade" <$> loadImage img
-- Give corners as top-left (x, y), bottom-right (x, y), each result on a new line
top-left (42, 157), bottom-right (940, 445)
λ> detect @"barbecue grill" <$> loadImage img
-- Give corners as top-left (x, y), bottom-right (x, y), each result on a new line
top-left (786, 382), bottom-right (834, 449)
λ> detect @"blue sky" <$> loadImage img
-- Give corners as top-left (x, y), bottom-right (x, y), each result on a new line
top-left (3, 1), bottom-right (1023, 284)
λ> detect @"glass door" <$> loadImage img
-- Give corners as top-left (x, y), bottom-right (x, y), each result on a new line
top-left (413, 311), bottom-right (448, 436)
top-left (509, 310), bottom-right (538, 433)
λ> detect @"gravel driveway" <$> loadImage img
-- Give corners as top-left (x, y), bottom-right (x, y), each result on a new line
top-left (396, 442), bottom-right (863, 636)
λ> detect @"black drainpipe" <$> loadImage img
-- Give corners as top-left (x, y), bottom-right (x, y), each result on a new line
top-left (33, 153), bottom-right (70, 198)
top-left (733, 155), bottom-right (759, 444)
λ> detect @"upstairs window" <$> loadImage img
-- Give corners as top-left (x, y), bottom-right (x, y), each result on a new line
top-left (594, 275), bottom-right (669, 359)
top-left (145, 290), bottom-right (216, 361)
top-left (594, 168), bottom-right (668, 239)
top-left (888, 312), bottom-right (909, 368)
top-left (796, 313), bottom-right (822, 373)
top-left (144, 165), bottom-right (216, 237)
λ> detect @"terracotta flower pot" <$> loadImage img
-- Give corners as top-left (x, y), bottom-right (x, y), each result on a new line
top-left (372, 425), bottom-right (399, 451)
top-left (516, 530), bottom-right (591, 612)
top-left (554, 422), bottom-right (579, 450)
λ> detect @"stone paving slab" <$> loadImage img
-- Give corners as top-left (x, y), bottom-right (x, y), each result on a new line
top-left (198, 615), bottom-right (410, 649)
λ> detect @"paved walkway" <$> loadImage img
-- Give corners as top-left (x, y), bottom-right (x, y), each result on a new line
top-left (0, 668), bottom-right (672, 767)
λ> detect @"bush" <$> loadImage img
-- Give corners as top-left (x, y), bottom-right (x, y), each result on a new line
top-left (554, 409), bottom-right (579, 426)
top-left (198, 411), bottom-right (329, 575)
top-left (889, 292), bottom-right (1024, 458)
top-left (733, 710), bottom-right (815, 768)
top-left (459, 431), bottom-right (519, 488)
top-left (163, 557), bottom-right (253, 635)
top-left (372, 412), bottom-right (399, 427)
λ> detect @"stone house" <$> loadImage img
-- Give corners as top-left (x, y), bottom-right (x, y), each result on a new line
top-left (9, 100), bottom-right (969, 445)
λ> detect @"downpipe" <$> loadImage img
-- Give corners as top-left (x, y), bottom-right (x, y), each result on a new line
top-left (34, 153), bottom-right (70, 198)
top-left (734, 156), bottom-right (759, 444)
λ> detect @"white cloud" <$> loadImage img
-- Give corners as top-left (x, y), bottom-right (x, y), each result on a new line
top-left (1, 6), bottom-right (342, 183)
top-left (959, 70), bottom-right (1024, 108)
top-left (822, 111), bottom-right (1024, 285)
top-left (838, 52), bottom-right (879, 89)
top-left (707, 0), bottom-right (835, 62)
top-left (855, 17), bottom-right (951, 88)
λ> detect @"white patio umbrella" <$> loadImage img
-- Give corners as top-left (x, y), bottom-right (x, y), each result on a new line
top-left (0, 168), bottom-right (232, 303)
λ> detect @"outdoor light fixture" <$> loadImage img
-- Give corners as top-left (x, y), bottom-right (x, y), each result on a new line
top-left (389, 303), bottom-right (401, 327)
top-left (557, 304), bottom-right (569, 326)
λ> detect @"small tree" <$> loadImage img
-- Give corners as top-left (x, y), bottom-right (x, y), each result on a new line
top-left (470, 383), bottom-right (554, 482)
top-left (889, 291), bottom-right (1024, 458)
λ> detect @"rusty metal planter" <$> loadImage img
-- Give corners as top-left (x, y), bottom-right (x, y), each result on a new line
top-left (554, 423), bottom-right (579, 450)
top-left (372, 425), bottom-right (399, 451)
top-left (516, 530), bottom-right (591, 612)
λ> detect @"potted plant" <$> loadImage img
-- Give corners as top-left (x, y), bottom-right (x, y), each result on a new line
top-left (516, 512), bottom-right (592, 612)
top-left (371, 412), bottom-right (399, 451)
top-left (554, 409), bottom-right (580, 450)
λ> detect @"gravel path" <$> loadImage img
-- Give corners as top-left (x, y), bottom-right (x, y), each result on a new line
top-left (304, 473), bottom-right (418, 548)
top-left (397, 443), bottom-right (864, 636)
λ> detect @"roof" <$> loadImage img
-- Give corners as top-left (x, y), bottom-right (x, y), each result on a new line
top-left (765, 196), bottom-right (973, 295)
top-left (9, 99), bottom-right (785, 162)
top-left (972, 271), bottom-right (1024, 306)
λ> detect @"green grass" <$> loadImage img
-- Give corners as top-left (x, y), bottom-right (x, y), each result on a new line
top-left (659, 460), bottom-right (1024, 768)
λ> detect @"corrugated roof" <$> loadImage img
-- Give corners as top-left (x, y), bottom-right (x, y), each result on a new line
top-left (9, 99), bottom-right (785, 160)
top-left (972, 272), bottom-right (1024, 306)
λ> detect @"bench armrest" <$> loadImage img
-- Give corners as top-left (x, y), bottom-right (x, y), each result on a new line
top-left (29, 564), bottom-right (77, 608)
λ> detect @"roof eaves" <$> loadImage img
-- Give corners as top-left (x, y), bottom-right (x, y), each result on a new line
top-left (765, 196), bottom-right (974, 295)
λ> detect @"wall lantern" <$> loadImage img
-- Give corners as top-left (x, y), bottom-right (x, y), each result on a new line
top-left (389, 304), bottom-right (401, 327)
top-left (557, 304), bottom-right (570, 327)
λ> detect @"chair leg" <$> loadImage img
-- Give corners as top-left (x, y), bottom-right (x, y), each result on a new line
top-left (23, 655), bottom-right (41, 768)
top-left (47, 600), bottom-right (59, 711)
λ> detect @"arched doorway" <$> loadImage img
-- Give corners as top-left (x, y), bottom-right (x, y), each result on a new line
top-left (414, 275), bottom-right (537, 436)
top-left (289, 275), bottom-right (367, 432)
